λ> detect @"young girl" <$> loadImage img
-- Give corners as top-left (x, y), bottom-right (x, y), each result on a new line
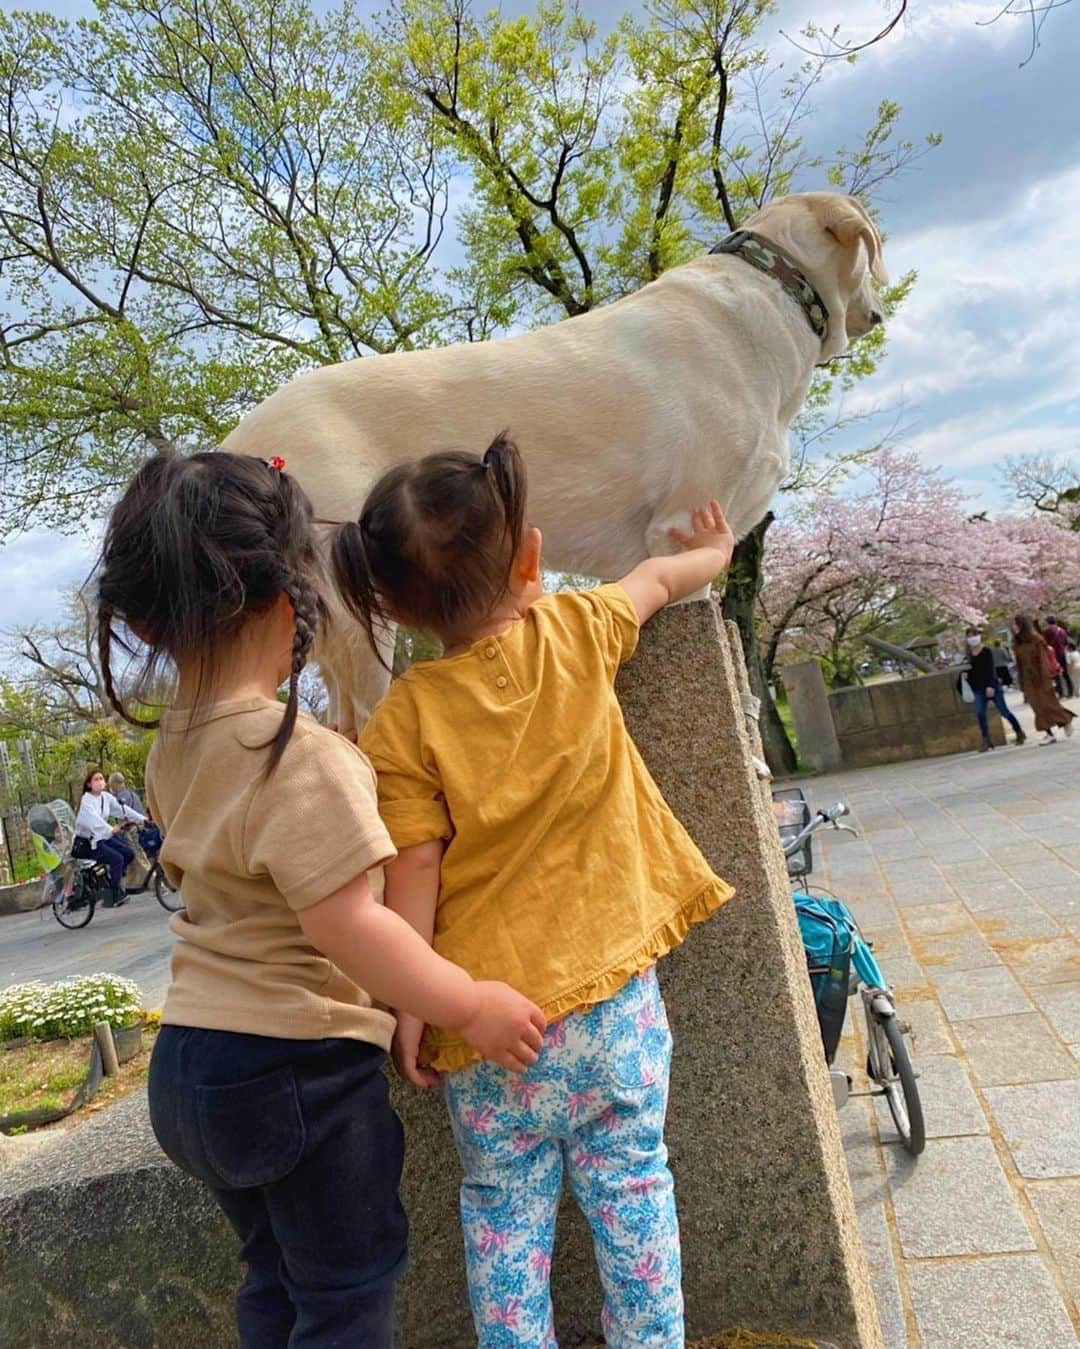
top-left (73, 767), bottom-right (146, 906)
top-left (93, 451), bottom-right (546, 1348)
top-left (333, 437), bottom-right (736, 1347)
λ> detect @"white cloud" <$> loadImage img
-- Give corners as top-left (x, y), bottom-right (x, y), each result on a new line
top-left (0, 529), bottom-right (98, 643)
top-left (829, 158), bottom-right (1080, 480)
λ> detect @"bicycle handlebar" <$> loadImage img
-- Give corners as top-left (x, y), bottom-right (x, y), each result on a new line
top-left (781, 801), bottom-right (852, 857)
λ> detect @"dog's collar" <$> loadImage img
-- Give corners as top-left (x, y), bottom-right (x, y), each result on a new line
top-left (709, 230), bottom-right (829, 341)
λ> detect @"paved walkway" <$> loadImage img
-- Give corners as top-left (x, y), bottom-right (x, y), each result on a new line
top-left (0, 893), bottom-right (172, 1009)
top-left (802, 700), bottom-right (1079, 1348)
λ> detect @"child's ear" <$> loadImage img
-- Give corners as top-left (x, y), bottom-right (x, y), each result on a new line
top-left (517, 527), bottom-right (543, 584)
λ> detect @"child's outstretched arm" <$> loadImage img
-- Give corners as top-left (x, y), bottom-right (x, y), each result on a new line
top-left (619, 500), bottom-right (735, 625)
top-left (298, 868), bottom-right (546, 1073)
top-left (384, 840), bottom-right (443, 1088)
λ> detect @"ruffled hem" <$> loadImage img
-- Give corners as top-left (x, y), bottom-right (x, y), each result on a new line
top-left (426, 877), bottom-right (735, 1073)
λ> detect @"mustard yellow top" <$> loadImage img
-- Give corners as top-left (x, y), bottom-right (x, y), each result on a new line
top-left (360, 583), bottom-right (734, 1072)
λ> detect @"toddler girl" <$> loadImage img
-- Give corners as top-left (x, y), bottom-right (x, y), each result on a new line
top-left (93, 451), bottom-right (545, 1348)
top-left (333, 436), bottom-right (736, 1347)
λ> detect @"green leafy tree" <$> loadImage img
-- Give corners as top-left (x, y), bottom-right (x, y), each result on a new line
top-left (1, 0), bottom-right (936, 769)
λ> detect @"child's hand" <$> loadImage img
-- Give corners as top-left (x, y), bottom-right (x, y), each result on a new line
top-left (392, 1012), bottom-right (440, 1089)
top-left (457, 981), bottom-right (546, 1074)
top-left (667, 499), bottom-right (735, 566)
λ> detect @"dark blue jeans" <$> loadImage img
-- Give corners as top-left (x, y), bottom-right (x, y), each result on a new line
top-left (73, 835), bottom-right (133, 897)
top-left (149, 1027), bottom-right (407, 1348)
top-left (974, 681), bottom-right (1023, 740)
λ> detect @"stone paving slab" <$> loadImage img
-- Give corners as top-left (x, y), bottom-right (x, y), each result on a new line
top-left (931, 964), bottom-right (1034, 1021)
top-left (886, 1137), bottom-right (1035, 1258)
top-left (871, 1054), bottom-right (987, 1141)
top-left (999, 937), bottom-right (1080, 988)
top-left (909, 927), bottom-right (1000, 972)
top-left (906, 1255), bottom-right (1078, 1349)
top-left (1025, 1179), bottom-right (1080, 1309)
top-left (976, 906), bottom-right (1065, 944)
top-left (953, 1013), bottom-right (1079, 1087)
top-left (1031, 985), bottom-right (1080, 1044)
top-left (983, 1081), bottom-right (1080, 1179)
top-left (902, 901), bottom-right (976, 937)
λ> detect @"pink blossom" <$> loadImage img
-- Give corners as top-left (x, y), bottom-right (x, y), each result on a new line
top-left (511, 1078), bottom-right (544, 1108)
top-left (489, 1298), bottom-right (522, 1329)
top-left (575, 1149), bottom-right (608, 1172)
top-left (530, 1248), bottom-right (553, 1277)
top-left (628, 1174), bottom-right (656, 1195)
top-left (637, 1003), bottom-right (659, 1030)
top-left (568, 1089), bottom-right (595, 1118)
top-left (633, 1251), bottom-right (664, 1290)
top-left (512, 1131), bottom-right (542, 1155)
top-left (546, 1020), bottom-right (567, 1049)
top-left (595, 1103), bottom-right (620, 1133)
top-left (463, 1104), bottom-right (496, 1135)
top-left (478, 1225), bottom-right (511, 1257)
top-left (593, 1202), bottom-right (618, 1230)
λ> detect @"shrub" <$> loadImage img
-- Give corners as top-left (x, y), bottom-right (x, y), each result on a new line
top-left (0, 974), bottom-right (142, 1041)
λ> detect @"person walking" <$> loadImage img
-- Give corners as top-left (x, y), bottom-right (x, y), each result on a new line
top-left (1013, 615), bottom-right (1075, 745)
top-left (962, 627), bottom-right (1025, 752)
top-left (1043, 616), bottom-right (1074, 699)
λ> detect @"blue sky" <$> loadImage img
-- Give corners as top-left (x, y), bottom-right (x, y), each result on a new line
top-left (1, 0), bottom-right (1078, 635)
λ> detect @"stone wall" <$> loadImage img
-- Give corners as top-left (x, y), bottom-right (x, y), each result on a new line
top-left (0, 878), bottom-right (45, 918)
top-left (828, 669), bottom-right (1002, 769)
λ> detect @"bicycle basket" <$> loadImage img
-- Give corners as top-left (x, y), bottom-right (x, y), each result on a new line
top-left (772, 787), bottom-right (813, 878)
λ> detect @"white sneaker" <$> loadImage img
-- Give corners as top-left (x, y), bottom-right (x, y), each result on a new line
top-left (1039, 731), bottom-right (1056, 745)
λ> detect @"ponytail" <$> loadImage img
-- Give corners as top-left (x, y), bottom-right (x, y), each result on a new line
top-left (482, 433), bottom-right (526, 552)
top-left (331, 519), bottom-right (396, 669)
top-left (331, 434), bottom-right (530, 650)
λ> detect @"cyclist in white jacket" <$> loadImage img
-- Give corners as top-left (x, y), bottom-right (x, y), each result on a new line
top-left (74, 767), bottom-right (146, 907)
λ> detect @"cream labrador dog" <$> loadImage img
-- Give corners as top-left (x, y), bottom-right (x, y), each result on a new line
top-left (223, 191), bottom-right (888, 728)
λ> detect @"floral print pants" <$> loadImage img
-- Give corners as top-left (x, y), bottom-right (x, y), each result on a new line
top-left (443, 967), bottom-right (683, 1348)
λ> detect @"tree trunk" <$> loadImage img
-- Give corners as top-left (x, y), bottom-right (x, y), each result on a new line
top-left (720, 513), bottom-right (799, 776)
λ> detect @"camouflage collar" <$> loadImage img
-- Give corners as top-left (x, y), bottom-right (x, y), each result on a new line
top-left (709, 229), bottom-right (829, 341)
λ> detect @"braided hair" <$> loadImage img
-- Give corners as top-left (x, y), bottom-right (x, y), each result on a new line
top-left (94, 451), bottom-right (323, 774)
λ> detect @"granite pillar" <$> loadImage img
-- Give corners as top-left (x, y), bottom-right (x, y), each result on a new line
top-left (391, 600), bottom-right (882, 1347)
top-left (784, 660), bottom-right (843, 772)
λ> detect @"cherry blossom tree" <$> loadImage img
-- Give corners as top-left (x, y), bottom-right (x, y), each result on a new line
top-left (758, 449), bottom-right (1030, 686)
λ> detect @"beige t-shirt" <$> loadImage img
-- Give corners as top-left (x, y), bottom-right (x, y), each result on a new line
top-left (146, 697), bottom-right (396, 1045)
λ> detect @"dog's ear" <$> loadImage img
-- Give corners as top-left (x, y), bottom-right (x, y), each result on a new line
top-left (823, 196), bottom-right (889, 285)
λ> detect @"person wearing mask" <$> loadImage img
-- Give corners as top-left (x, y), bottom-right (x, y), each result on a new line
top-left (74, 768), bottom-right (147, 906)
top-left (962, 627), bottom-right (1025, 752)
top-left (1013, 615), bottom-right (1076, 745)
top-left (1043, 616), bottom-right (1074, 699)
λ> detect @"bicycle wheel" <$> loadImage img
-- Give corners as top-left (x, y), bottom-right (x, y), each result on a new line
top-left (153, 864), bottom-right (183, 912)
top-left (865, 1001), bottom-right (925, 1156)
top-left (52, 878), bottom-right (95, 930)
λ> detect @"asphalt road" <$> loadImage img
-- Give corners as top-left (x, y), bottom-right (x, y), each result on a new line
top-left (0, 891), bottom-right (174, 1009)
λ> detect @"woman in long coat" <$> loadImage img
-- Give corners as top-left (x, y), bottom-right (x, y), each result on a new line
top-left (1013, 615), bottom-right (1075, 744)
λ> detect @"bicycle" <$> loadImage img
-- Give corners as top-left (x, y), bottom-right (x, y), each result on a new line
top-left (116, 822), bottom-right (183, 913)
top-left (28, 801), bottom-right (182, 929)
top-left (773, 789), bottom-right (925, 1157)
